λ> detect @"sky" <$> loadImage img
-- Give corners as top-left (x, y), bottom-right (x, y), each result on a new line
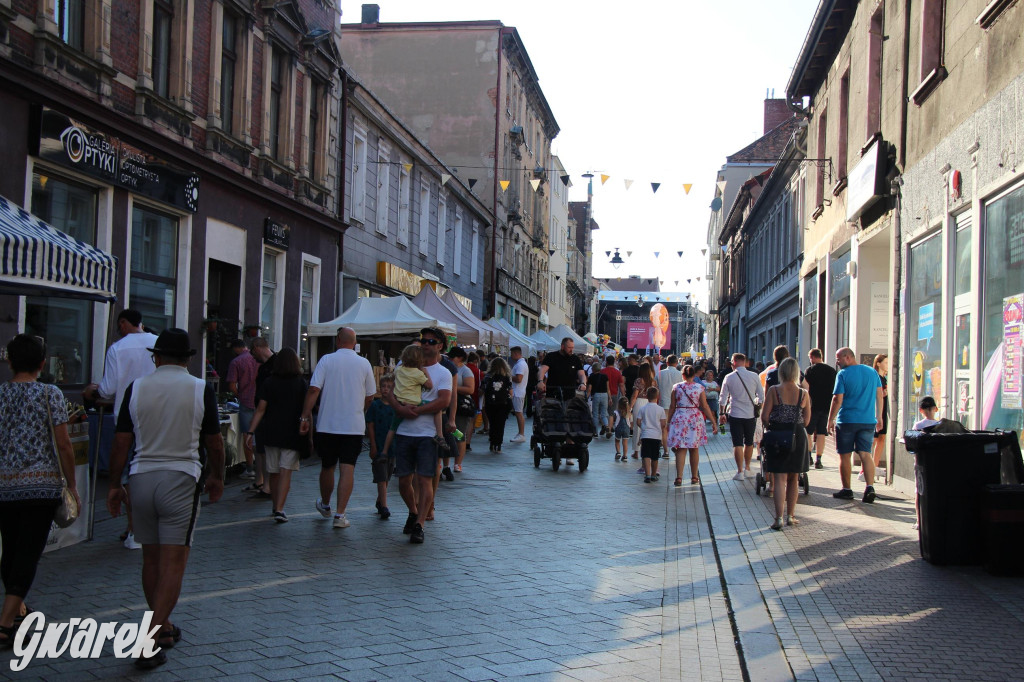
top-left (348, 0), bottom-right (821, 309)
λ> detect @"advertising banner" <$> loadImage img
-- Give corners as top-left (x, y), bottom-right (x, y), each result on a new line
top-left (1001, 293), bottom-right (1023, 409)
top-left (625, 322), bottom-right (671, 351)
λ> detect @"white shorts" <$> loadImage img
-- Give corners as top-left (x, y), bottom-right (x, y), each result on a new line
top-left (512, 396), bottom-right (525, 414)
top-left (264, 446), bottom-right (300, 473)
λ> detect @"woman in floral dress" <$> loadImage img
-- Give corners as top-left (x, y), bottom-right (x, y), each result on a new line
top-left (667, 365), bottom-right (718, 487)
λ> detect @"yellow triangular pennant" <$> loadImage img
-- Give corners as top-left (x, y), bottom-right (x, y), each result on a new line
top-left (601, 174), bottom-right (611, 185)
top-left (683, 183), bottom-right (693, 195)
top-left (403, 163), bottom-right (413, 173)
top-left (441, 174), bottom-right (452, 187)
top-left (717, 180), bottom-right (726, 194)
top-left (499, 180), bottom-right (510, 192)
top-left (530, 178), bottom-right (541, 192)
top-left (624, 179), bottom-right (633, 190)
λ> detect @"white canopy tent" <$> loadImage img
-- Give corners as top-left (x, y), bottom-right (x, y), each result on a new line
top-left (548, 324), bottom-right (597, 354)
top-left (306, 296), bottom-right (455, 338)
top-left (412, 285), bottom-right (484, 348)
top-left (488, 317), bottom-right (538, 357)
top-left (529, 330), bottom-right (561, 352)
top-left (440, 289), bottom-right (510, 351)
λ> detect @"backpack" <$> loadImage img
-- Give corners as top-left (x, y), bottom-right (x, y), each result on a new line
top-left (485, 376), bottom-right (510, 407)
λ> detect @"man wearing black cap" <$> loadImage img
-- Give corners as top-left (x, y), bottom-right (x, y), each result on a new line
top-left (107, 329), bottom-right (225, 670)
top-left (389, 326), bottom-right (452, 544)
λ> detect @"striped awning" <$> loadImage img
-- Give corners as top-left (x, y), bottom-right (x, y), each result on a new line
top-left (0, 194), bottom-right (117, 301)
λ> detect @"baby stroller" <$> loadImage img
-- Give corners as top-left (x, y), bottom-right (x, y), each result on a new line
top-left (754, 444), bottom-right (810, 496)
top-left (531, 387), bottom-right (594, 472)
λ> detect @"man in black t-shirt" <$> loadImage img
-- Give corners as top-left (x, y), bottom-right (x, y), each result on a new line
top-left (804, 348), bottom-right (838, 469)
top-left (538, 338), bottom-right (587, 397)
top-left (622, 355), bottom-right (640, 402)
top-left (587, 367), bottom-right (610, 436)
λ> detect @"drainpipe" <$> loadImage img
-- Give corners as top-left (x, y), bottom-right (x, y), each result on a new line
top-left (489, 30), bottom-right (506, 319)
top-left (336, 69), bottom-right (351, 316)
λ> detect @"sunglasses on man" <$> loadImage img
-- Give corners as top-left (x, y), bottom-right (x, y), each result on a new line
top-left (416, 337), bottom-right (441, 346)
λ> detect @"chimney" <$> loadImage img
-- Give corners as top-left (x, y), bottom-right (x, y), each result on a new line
top-left (763, 93), bottom-right (791, 134)
top-left (361, 4), bottom-right (380, 24)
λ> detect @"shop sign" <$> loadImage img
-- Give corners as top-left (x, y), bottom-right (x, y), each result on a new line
top-left (377, 262), bottom-right (426, 297)
top-left (35, 107), bottom-right (199, 213)
top-left (264, 219), bottom-right (290, 250)
top-left (497, 268), bottom-right (540, 313)
top-left (1001, 293), bottom-right (1023, 409)
top-left (870, 282), bottom-right (889, 348)
top-left (846, 138), bottom-right (886, 222)
top-left (918, 302), bottom-right (935, 342)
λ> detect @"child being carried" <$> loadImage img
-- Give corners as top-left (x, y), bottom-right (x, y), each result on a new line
top-left (382, 344), bottom-right (449, 455)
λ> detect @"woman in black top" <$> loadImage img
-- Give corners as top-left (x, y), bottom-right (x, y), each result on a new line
top-left (525, 357), bottom-right (539, 417)
top-left (483, 359), bottom-right (513, 452)
top-left (246, 348), bottom-right (308, 522)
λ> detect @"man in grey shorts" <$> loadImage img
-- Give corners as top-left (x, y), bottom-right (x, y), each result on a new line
top-left (108, 329), bottom-right (224, 670)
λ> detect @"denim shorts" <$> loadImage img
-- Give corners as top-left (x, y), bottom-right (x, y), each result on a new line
top-left (392, 434), bottom-right (440, 478)
top-left (835, 423), bottom-right (875, 455)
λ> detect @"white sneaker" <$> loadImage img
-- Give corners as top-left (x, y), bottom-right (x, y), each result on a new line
top-left (510, 434), bottom-right (525, 443)
top-left (732, 472), bottom-right (745, 481)
top-left (332, 514), bottom-right (350, 528)
top-left (123, 532), bottom-right (142, 550)
top-left (315, 497), bottom-right (332, 519)
top-left (857, 472), bottom-right (866, 482)
top-left (744, 470), bottom-right (755, 479)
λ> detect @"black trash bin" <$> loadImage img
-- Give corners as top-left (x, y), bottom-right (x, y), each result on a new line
top-left (904, 430), bottom-right (1024, 565)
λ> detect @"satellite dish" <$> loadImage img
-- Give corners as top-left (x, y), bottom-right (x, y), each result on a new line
top-left (710, 196), bottom-right (723, 212)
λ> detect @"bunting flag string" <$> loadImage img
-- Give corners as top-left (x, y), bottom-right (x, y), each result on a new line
top-left (468, 178), bottom-right (478, 189)
top-left (605, 250), bottom-right (611, 257)
top-left (601, 174), bottom-right (611, 185)
top-left (441, 174), bottom-right (452, 187)
top-left (651, 182), bottom-right (661, 193)
top-left (499, 180), bottom-right (510, 192)
top-left (560, 175), bottom-right (571, 187)
top-left (626, 251), bottom-right (633, 257)
top-left (683, 184), bottom-right (693, 194)
top-left (548, 249), bottom-right (555, 256)
top-left (654, 252), bottom-right (660, 258)
top-left (624, 179), bottom-right (633, 190)
top-left (530, 178), bottom-right (542, 192)
top-left (403, 163), bottom-right (413, 173)
top-left (674, 281), bottom-right (679, 286)
top-left (677, 251), bottom-right (683, 257)
top-left (701, 248), bottom-right (707, 255)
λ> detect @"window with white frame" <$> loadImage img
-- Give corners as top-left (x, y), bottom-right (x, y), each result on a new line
top-left (299, 256), bottom-right (320, 372)
top-left (453, 209), bottom-right (463, 276)
top-left (261, 249), bottom-right (283, 349)
top-left (418, 179), bottom-right (430, 255)
top-left (436, 192), bottom-right (447, 267)
top-left (351, 123), bottom-right (367, 222)
top-left (376, 141), bottom-right (391, 236)
top-left (470, 221), bottom-right (479, 283)
top-left (130, 204), bottom-right (179, 334)
top-left (397, 159), bottom-right (411, 246)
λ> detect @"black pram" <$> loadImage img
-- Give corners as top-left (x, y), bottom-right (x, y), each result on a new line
top-left (530, 386), bottom-right (594, 472)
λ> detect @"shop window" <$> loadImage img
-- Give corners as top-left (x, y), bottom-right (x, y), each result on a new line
top-left (130, 205), bottom-right (179, 334)
top-left (299, 258), bottom-right (319, 372)
top-left (152, 0), bottom-right (173, 99)
top-left (261, 249), bottom-right (283, 349)
top-left (906, 233), bottom-right (943, 420)
top-left (25, 172), bottom-right (98, 385)
top-left (982, 184), bottom-right (1024, 434)
top-left (397, 159), bottom-right (410, 246)
top-left (953, 212), bottom-right (972, 297)
top-left (803, 274), bottom-right (818, 356)
top-left (220, 9), bottom-right (239, 136)
top-left (54, 0), bottom-right (86, 50)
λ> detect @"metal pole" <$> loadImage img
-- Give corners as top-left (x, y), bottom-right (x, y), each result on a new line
top-left (87, 404), bottom-right (104, 541)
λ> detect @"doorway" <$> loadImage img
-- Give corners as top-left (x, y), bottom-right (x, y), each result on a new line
top-left (206, 259), bottom-right (242, 389)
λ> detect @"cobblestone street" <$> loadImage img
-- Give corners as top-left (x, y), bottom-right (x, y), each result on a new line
top-left (6, 419), bottom-right (1024, 681)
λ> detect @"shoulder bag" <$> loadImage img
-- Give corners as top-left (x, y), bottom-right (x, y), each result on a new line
top-left (46, 394), bottom-right (79, 528)
top-left (737, 372), bottom-right (761, 419)
top-left (760, 386), bottom-right (804, 458)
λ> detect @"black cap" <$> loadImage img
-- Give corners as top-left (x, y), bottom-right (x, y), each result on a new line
top-left (419, 326), bottom-right (447, 352)
top-left (148, 328), bottom-right (197, 357)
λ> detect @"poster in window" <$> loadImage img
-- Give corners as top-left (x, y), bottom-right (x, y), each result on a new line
top-left (918, 303), bottom-right (935, 342)
top-left (1001, 293), bottom-right (1023, 409)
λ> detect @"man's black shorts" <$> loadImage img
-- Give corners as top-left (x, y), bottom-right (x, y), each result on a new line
top-left (807, 410), bottom-right (829, 436)
top-left (315, 432), bottom-right (363, 468)
top-left (728, 416), bottom-right (757, 447)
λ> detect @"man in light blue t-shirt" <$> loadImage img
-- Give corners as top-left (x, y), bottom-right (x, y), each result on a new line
top-left (827, 347), bottom-right (883, 503)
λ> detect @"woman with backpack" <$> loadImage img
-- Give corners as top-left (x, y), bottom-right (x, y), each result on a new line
top-left (483, 358), bottom-right (513, 452)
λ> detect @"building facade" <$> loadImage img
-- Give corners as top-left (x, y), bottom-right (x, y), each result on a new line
top-left (339, 79), bottom-right (490, 317)
top-left (338, 7), bottom-right (560, 334)
top-left (546, 155), bottom-right (572, 330)
top-left (0, 0), bottom-right (345, 383)
top-left (568, 197), bottom-right (598, 334)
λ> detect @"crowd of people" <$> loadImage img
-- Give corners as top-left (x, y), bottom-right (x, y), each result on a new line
top-left (0, 308), bottom-right (924, 670)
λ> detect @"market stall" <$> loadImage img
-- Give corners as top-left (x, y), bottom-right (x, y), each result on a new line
top-left (548, 324), bottom-right (597, 355)
top-left (529, 329), bottom-right (562, 353)
top-left (412, 285), bottom-right (486, 349)
top-left (440, 289), bottom-right (510, 352)
top-left (488, 317), bottom-right (539, 357)
top-left (0, 194), bottom-right (118, 549)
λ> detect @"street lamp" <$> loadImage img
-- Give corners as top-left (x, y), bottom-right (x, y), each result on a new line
top-left (610, 248), bottom-right (624, 269)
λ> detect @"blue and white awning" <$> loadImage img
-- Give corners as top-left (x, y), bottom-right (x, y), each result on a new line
top-left (0, 194), bottom-right (117, 301)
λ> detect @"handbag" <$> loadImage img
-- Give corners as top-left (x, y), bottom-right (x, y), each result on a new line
top-left (46, 395), bottom-right (79, 528)
top-left (737, 372), bottom-right (761, 419)
top-left (761, 387), bottom-right (804, 458)
top-left (457, 393), bottom-right (476, 418)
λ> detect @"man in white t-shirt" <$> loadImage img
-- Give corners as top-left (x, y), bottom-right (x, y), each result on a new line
top-left (509, 346), bottom-right (528, 443)
top-left (301, 327), bottom-right (376, 530)
top-left (390, 326), bottom-right (453, 544)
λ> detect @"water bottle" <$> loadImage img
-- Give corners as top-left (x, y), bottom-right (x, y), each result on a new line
top-left (719, 423), bottom-right (726, 435)
top-left (453, 428), bottom-right (464, 442)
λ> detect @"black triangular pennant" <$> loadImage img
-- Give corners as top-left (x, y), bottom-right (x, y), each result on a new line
top-left (651, 182), bottom-right (661, 193)
top-left (468, 178), bottom-right (478, 189)
top-left (560, 175), bottom-right (571, 186)
top-left (548, 249), bottom-right (555, 257)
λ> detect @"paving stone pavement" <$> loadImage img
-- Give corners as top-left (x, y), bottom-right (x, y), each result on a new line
top-left (3, 417), bottom-right (1023, 681)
